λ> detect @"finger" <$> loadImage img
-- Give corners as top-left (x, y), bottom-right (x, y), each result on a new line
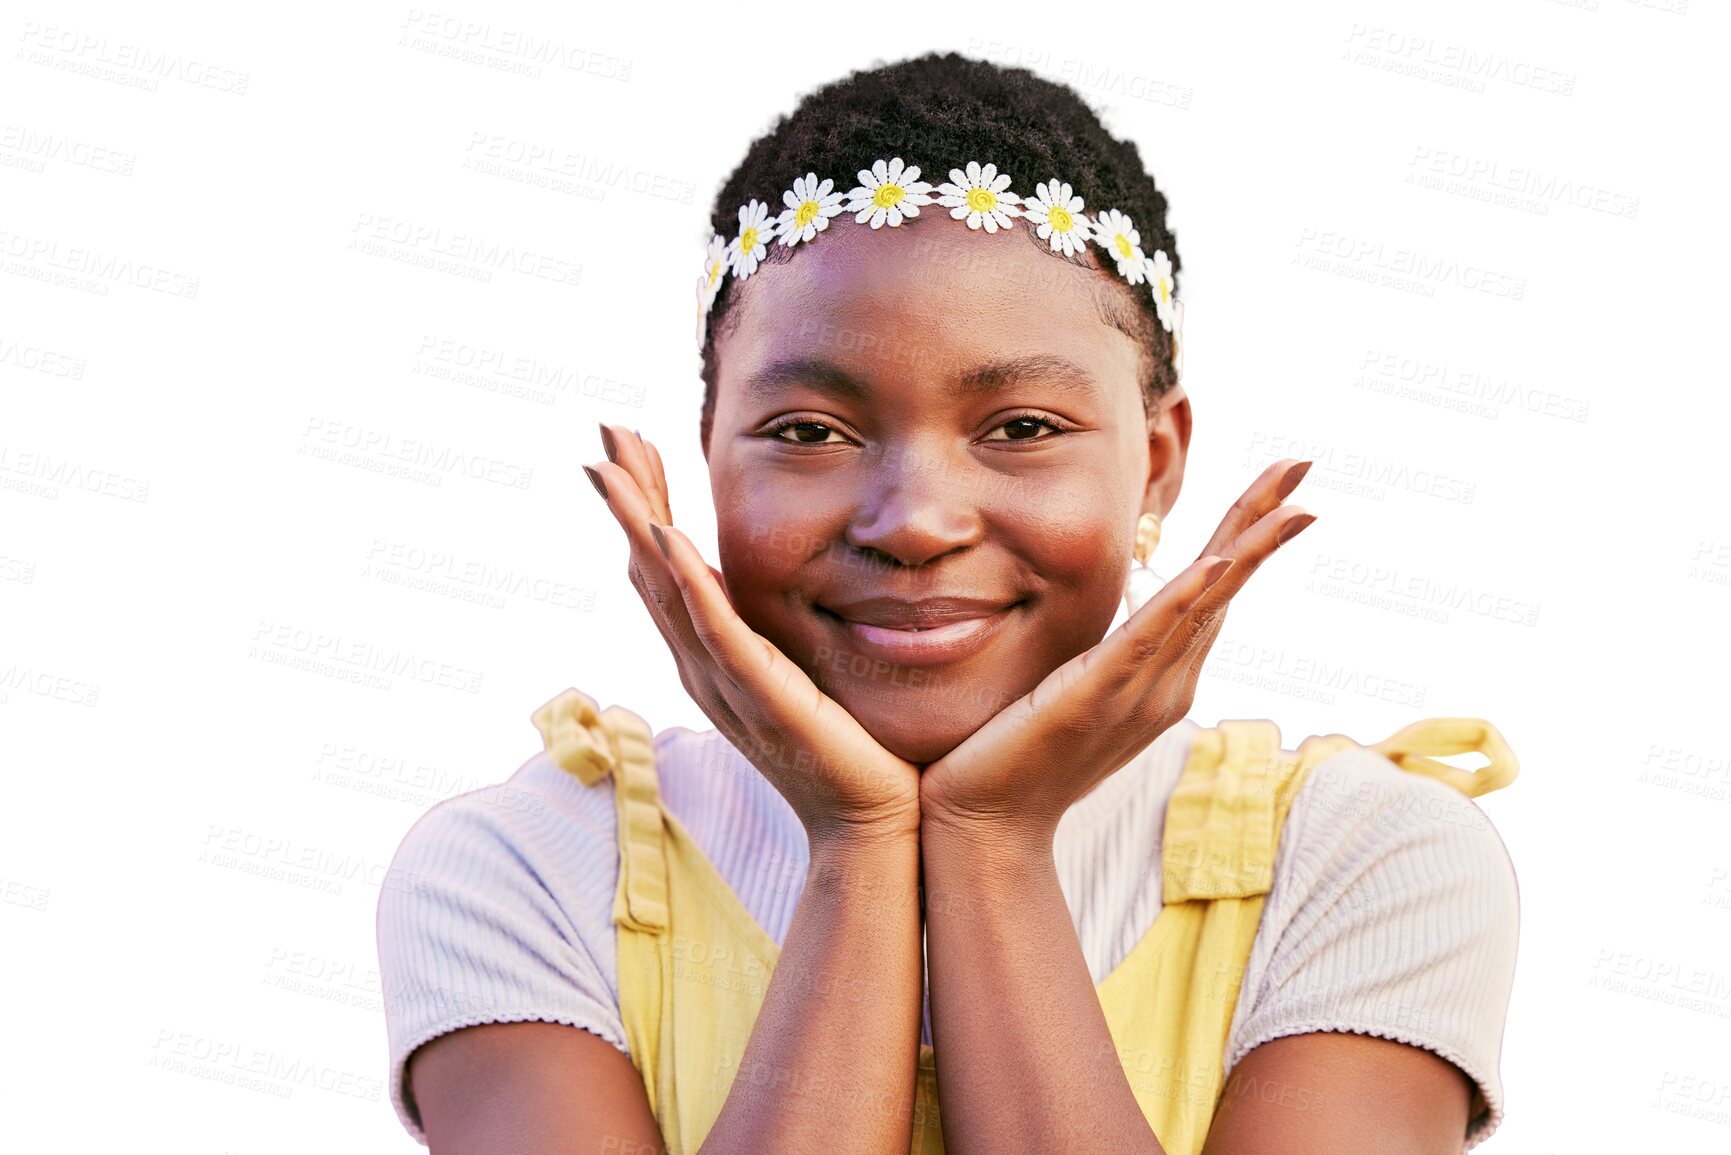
top-left (588, 458), bottom-right (712, 677)
top-left (1198, 504), bottom-right (1314, 603)
top-left (1087, 465), bottom-right (1311, 697)
top-left (653, 524), bottom-right (783, 696)
top-left (638, 432), bottom-right (674, 525)
top-left (611, 429), bottom-right (725, 600)
top-left (1163, 503), bottom-right (1315, 695)
top-left (1176, 610), bottom-right (1228, 692)
top-left (1014, 554), bottom-right (1235, 774)
top-left (655, 521), bottom-right (875, 760)
top-left (590, 456), bottom-right (903, 813)
top-left (1086, 554), bottom-right (1233, 683)
top-left (1197, 458), bottom-right (1312, 560)
top-left (707, 562), bottom-right (734, 607)
top-left (592, 461), bottom-right (821, 744)
top-left (1166, 504), bottom-right (1315, 659)
top-left (601, 423), bottom-right (671, 525)
top-left (622, 427), bottom-right (726, 603)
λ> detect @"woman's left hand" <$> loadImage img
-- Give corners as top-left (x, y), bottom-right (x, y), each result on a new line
top-left (918, 458), bottom-right (1316, 845)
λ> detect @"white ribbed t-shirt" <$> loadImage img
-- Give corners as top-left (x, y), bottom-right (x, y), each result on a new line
top-left (376, 716), bottom-right (1519, 1149)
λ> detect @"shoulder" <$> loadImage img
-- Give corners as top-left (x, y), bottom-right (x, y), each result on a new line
top-left (1227, 739), bottom-right (1520, 1147)
top-left (383, 715), bottom-right (744, 858)
top-left (525, 683), bottom-right (764, 818)
top-left (1262, 740), bottom-right (1521, 974)
top-left (378, 716), bottom-right (768, 933)
top-left (375, 747), bottom-right (627, 1037)
top-left (382, 747), bottom-right (613, 891)
top-left (1279, 741), bottom-right (1518, 906)
top-left (376, 720), bottom-right (725, 1144)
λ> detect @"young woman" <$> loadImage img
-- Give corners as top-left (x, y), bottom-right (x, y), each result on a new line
top-left (378, 52), bottom-right (1520, 1154)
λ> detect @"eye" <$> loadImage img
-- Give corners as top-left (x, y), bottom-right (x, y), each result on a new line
top-left (763, 417), bottom-right (851, 445)
top-left (981, 411), bottom-right (1074, 442)
top-left (759, 411), bottom-right (1076, 447)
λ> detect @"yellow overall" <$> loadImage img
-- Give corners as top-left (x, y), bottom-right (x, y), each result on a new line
top-left (532, 690), bottom-right (1518, 1155)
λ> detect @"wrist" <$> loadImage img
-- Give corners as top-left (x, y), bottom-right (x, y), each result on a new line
top-left (921, 805), bottom-right (1056, 870)
top-left (804, 823), bottom-right (921, 917)
top-left (804, 799), bottom-right (921, 855)
top-left (920, 813), bottom-right (1057, 929)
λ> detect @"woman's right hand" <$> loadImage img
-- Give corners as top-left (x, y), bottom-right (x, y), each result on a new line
top-left (585, 423), bottom-right (922, 847)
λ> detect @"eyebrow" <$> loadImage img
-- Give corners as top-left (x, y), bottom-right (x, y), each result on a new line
top-left (743, 354), bottom-right (1101, 403)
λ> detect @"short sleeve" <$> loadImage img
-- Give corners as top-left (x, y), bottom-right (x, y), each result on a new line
top-left (1223, 744), bottom-right (1521, 1150)
top-left (375, 759), bottom-right (629, 1146)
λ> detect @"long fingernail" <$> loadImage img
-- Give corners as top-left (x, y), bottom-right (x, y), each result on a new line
top-left (1203, 557), bottom-right (1234, 588)
top-left (649, 523), bottom-right (670, 560)
top-left (1277, 513), bottom-right (1316, 544)
top-left (1276, 460), bottom-right (1313, 500)
top-left (583, 464), bottom-right (608, 500)
top-left (599, 423), bottom-right (618, 463)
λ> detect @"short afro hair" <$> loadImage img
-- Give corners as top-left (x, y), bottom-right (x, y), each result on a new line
top-left (698, 50), bottom-right (1182, 448)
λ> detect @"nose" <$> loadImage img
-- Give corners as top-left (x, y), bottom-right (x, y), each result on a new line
top-left (843, 442), bottom-right (986, 568)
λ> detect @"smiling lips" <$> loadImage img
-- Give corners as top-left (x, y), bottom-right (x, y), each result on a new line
top-left (817, 596), bottom-right (1020, 665)
top-left (823, 595), bottom-right (1016, 629)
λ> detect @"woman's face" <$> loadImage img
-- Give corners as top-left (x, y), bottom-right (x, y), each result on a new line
top-left (705, 220), bottom-right (1190, 765)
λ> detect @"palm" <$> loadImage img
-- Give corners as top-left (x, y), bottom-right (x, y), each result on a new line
top-left (749, 628), bottom-right (923, 815)
top-left (920, 617), bottom-right (1149, 826)
top-left (919, 458), bottom-right (1317, 834)
top-left (589, 425), bottom-right (920, 834)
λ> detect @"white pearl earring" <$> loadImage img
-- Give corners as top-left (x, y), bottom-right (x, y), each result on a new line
top-left (1123, 511), bottom-right (1167, 618)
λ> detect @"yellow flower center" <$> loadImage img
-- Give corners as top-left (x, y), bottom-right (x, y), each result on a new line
top-left (966, 187), bottom-right (997, 214)
top-left (1158, 279), bottom-right (1170, 304)
top-left (873, 183), bottom-right (905, 209)
top-left (1114, 234), bottom-right (1133, 260)
top-left (739, 226), bottom-right (758, 252)
top-left (707, 261), bottom-right (721, 288)
top-left (795, 199), bottom-right (820, 228)
top-left (1049, 205), bottom-right (1074, 232)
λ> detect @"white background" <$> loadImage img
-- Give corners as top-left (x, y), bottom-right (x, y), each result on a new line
top-left (3, 1), bottom-right (1728, 1151)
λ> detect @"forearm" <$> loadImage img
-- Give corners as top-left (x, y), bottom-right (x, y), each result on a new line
top-left (699, 828), bottom-right (923, 1154)
top-left (921, 819), bottom-right (1167, 1154)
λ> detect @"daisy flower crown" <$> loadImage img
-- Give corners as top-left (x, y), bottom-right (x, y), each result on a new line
top-left (694, 156), bottom-right (1184, 381)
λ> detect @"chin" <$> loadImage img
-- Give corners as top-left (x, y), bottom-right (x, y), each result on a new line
top-left (825, 679), bottom-right (1001, 766)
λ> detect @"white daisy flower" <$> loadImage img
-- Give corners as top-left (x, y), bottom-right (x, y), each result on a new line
top-left (694, 276), bottom-right (708, 349)
top-left (1092, 209), bottom-right (1146, 283)
top-left (1170, 297), bottom-right (1185, 382)
top-left (1146, 248), bottom-right (1177, 332)
top-left (844, 157), bottom-right (934, 229)
top-left (776, 173), bottom-right (846, 247)
top-left (726, 199), bottom-right (776, 279)
top-left (1022, 179), bottom-right (1090, 257)
top-left (694, 234), bottom-right (726, 348)
top-left (697, 234), bottom-right (727, 311)
top-left (935, 161), bottom-right (1023, 233)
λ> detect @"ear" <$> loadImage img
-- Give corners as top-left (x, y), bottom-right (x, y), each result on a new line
top-left (1142, 384), bottom-right (1191, 519)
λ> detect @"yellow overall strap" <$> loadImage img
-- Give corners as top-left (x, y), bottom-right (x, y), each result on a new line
top-left (1096, 720), bottom-right (1351, 1155)
top-left (1367, 716), bottom-right (1519, 797)
top-left (530, 688), bottom-right (670, 933)
top-left (531, 690), bottom-right (1519, 1155)
top-left (1096, 715), bottom-right (1518, 1154)
top-left (531, 690), bottom-right (676, 1129)
top-left (531, 688), bottom-right (779, 1155)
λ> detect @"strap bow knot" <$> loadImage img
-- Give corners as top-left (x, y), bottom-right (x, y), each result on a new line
top-left (530, 688), bottom-right (617, 786)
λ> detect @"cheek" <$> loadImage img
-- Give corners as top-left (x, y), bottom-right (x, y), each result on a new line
top-left (1007, 495), bottom-right (1131, 595)
top-left (715, 485), bottom-right (828, 590)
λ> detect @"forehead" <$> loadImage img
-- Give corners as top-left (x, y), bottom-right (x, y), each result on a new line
top-left (719, 219), bottom-right (1142, 387)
